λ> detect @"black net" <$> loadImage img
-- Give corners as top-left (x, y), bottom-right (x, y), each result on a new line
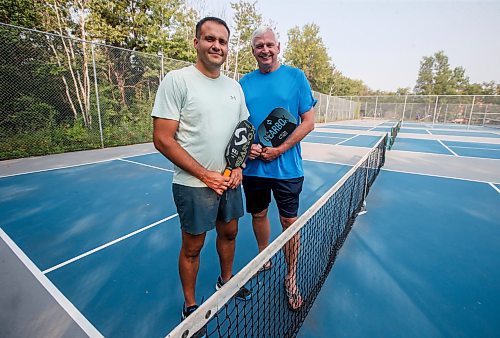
top-left (167, 135), bottom-right (387, 338)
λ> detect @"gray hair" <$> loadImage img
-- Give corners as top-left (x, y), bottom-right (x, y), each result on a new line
top-left (250, 26), bottom-right (278, 48)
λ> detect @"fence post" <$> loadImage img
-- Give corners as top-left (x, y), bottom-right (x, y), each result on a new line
top-left (432, 95), bottom-right (439, 127)
top-left (467, 95), bottom-right (476, 129)
top-left (374, 96), bottom-right (379, 118)
top-left (402, 95), bottom-right (408, 122)
top-left (482, 103), bottom-right (489, 126)
top-left (318, 94), bottom-right (323, 122)
top-left (349, 96), bottom-right (352, 120)
top-left (325, 94), bottom-right (330, 123)
top-left (91, 43), bottom-right (104, 148)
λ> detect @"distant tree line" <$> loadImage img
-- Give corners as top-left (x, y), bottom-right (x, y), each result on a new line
top-left (2, 1), bottom-right (496, 98)
top-left (412, 50), bottom-right (498, 96)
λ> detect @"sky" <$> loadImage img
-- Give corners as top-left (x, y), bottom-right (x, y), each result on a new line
top-left (196, 0), bottom-right (500, 92)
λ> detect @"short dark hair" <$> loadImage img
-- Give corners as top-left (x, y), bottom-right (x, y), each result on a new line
top-left (195, 17), bottom-right (230, 39)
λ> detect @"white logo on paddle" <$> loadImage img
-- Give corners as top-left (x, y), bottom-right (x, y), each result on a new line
top-left (234, 127), bottom-right (248, 146)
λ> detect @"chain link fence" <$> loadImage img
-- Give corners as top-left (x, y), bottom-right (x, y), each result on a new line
top-left (2, 23), bottom-right (499, 160)
top-left (333, 95), bottom-right (500, 127)
top-left (0, 23), bottom-right (189, 160)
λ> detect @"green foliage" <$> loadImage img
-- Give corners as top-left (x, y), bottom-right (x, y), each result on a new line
top-left (0, 0), bottom-right (44, 27)
top-left (330, 72), bottom-right (368, 96)
top-left (3, 96), bottom-right (57, 132)
top-left (413, 50), bottom-right (497, 95)
top-left (226, 1), bottom-right (262, 75)
top-left (283, 23), bottom-right (334, 93)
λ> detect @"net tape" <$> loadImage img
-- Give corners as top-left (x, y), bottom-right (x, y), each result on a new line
top-left (167, 134), bottom-right (387, 338)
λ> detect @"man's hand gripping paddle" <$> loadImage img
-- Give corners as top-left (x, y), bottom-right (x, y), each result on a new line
top-left (223, 120), bottom-right (256, 177)
top-left (257, 107), bottom-right (297, 148)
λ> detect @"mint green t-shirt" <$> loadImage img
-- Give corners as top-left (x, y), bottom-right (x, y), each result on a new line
top-left (151, 66), bottom-right (249, 187)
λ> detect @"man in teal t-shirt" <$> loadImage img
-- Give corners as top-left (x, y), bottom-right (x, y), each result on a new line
top-left (240, 26), bottom-right (316, 311)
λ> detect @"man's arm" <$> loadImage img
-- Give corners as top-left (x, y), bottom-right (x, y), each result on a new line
top-left (153, 117), bottom-right (230, 195)
top-left (260, 107), bottom-right (315, 161)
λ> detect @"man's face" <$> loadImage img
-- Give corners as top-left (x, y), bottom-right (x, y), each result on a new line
top-left (194, 21), bottom-right (229, 70)
top-left (252, 31), bottom-right (280, 70)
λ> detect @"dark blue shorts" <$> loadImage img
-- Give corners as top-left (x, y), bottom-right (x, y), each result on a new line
top-left (242, 176), bottom-right (304, 218)
top-left (172, 184), bottom-right (244, 235)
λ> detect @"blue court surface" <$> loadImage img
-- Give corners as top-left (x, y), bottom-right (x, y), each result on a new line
top-left (322, 125), bottom-right (372, 131)
top-left (305, 132), bottom-right (382, 148)
top-left (0, 154), bottom-right (351, 337)
top-left (400, 127), bottom-right (430, 134)
top-left (1, 120), bottom-right (499, 338)
top-left (428, 130), bottom-right (500, 138)
top-left (391, 138), bottom-right (454, 155)
top-left (299, 170), bottom-right (500, 338)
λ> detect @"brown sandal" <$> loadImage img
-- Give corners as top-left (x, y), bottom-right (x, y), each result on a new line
top-left (284, 276), bottom-right (303, 311)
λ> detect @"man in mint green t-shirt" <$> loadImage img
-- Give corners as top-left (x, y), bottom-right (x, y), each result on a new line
top-left (151, 17), bottom-right (252, 331)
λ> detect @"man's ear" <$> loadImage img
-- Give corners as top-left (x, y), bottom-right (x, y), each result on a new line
top-left (193, 37), bottom-right (199, 50)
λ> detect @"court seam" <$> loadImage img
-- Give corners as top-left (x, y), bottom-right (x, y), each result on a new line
top-left (117, 158), bottom-right (174, 172)
top-left (437, 139), bottom-right (458, 156)
top-left (0, 229), bottom-right (104, 338)
top-left (382, 167), bottom-right (499, 185)
top-left (42, 213), bottom-right (178, 274)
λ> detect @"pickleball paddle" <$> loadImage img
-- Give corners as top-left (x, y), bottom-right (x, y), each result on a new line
top-left (223, 120), bottom-right (256, 177)
top-left (257, 107), bottom-right (297, 147)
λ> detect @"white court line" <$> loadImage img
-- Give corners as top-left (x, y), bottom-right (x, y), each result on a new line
top-left (117, 158), bottom-right (174, 172)
top-left (304, 158), bottom-right (355, 167)
top-left (488, 183), bottom-right (500, 194)
top-left (425, 129), bottom-right (432, 135)
top-left (437, 139), bottom-right (458, 156)
top-left (336, 134), bottom-right (359, 146)
top-left (43, 214), bottom-right (178, 274)
top-left (0, 229), bottom-right (104, 337)
top-left (0, 158), bottom-right (115, 179)
top-left (0, 151), bottom-right (160, 179)
top-left (307, 135), bottom-right (347, 140)
top-left (446, 145), bottom-right (500, 151)
top-left (382, 167), bottom-right (499, 185)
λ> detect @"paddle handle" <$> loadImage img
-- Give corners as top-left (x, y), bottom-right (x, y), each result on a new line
top-left (223, 168), bottom-right (232, 177)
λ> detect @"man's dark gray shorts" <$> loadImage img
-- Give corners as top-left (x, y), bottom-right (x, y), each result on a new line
top-left (172, 183), bottom-right (244, 235)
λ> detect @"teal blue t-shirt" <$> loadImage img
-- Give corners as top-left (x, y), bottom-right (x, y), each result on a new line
top-left (240, 65), bottom-right (317, 179)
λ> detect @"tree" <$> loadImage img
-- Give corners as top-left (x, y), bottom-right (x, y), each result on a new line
top-left (414, 56), bottom-right (434, 95)
top-left (412, 50), bottom-right (496, 95)
top-left (452, 66), bottom-right (469, 94)
top-left (433, 51), bottom-right (454, 94)
top-left (396, 87), bottom-right (412, 95)
top-left (0, 0), bottom-right (44, 28)
top-left (283, 23), bottom-right (334, 93)
top-left (225, 1), bottom-right (262, 78)
top-left (330, 72), bottom-right (368, 96)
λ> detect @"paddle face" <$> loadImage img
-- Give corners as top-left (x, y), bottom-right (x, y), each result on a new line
top-left (258, 107), bottom-right (297, 147)
top-left (223, 120), bottom-right (256, 176)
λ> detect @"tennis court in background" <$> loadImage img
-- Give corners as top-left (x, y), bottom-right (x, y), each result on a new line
top-left (1, 119), bottom-right (499, 337)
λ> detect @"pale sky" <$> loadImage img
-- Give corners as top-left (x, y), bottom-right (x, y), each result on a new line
top-left (197, 0), bottom-right (500, 92)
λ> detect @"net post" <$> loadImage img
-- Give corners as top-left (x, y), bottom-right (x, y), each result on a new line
top-left (357, 158), bottom-right (370, 216)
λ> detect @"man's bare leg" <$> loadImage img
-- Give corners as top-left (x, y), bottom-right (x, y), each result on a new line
top-left (215, 218), bottom-right (238, 282)
top-left (179, 230), bottom-right (206, 307)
